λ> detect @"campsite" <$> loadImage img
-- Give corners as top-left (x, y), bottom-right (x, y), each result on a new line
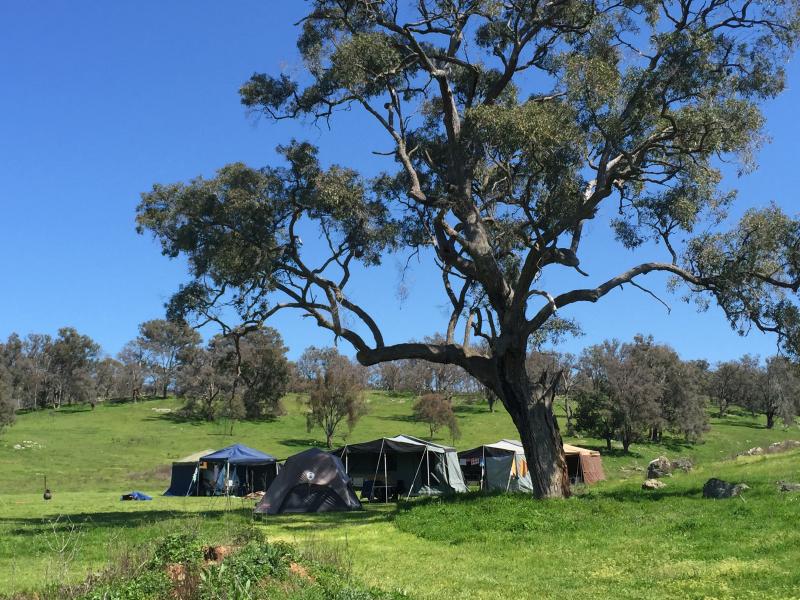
top-left (4, 1), bottom-right (800, 598)
top-left (2, 392), bottom-right (800, 599)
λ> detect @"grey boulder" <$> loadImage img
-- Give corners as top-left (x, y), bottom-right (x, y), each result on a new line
top-left (702, 478), bottom-right (749, 499)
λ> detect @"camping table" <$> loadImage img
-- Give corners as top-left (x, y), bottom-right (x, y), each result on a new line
top-left (372, 484), bottom-right (395, 502)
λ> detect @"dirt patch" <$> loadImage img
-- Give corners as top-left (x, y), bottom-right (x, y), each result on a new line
top-left (203, 545), bottom-right (238, 564)
top-left (166, 562), bottom-right (187, 583)
top-left (290, 561), bottom-right (315, 583)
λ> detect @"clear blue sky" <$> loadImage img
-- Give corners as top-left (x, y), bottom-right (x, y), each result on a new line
top-left (1, 1), bottom-right (798, 362)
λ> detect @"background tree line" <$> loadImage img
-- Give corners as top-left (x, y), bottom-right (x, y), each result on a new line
top-left (2, 323), bottom-right (799, 450)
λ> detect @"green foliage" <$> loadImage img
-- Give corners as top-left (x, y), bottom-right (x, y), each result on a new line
top-left (2, 394), bottom-right (800, 598)
top-left (149, 532), bottom-right (205, 568)
top-left (197, 540), bottom-right (291, 599)
top-left (80, 570), bottom-right (172, 600)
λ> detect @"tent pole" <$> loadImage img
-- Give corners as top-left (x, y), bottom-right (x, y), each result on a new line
top-left (481, 447), bottom-right (485, 491)
top-left (426, 448), bottom-right (430, 488)
top-left (368, 439), bottom-right (385, 503)
top-left (383, 451), bottom-right (388, 503)
top-left (407, 451), bottom-right (425, 501)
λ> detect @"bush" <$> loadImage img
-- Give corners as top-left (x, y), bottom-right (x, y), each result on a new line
top-left (149, 532), bottom-right (205, 567)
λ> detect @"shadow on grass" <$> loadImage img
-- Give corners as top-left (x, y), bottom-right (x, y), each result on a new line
top-left (714, 418), bottom-right (766, 430)
top-left (376, 414), bottom-right (418, 424)
top-left (257, 506), bottom-right (391, 532)
top-left (453, 404), bottom-right (492, 416)
top-left (1, 507), bottom-right (253, 537)
top-left (278, 438), bottom-right (324, 448)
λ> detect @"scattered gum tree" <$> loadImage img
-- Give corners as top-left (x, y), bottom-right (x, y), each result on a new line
top-left (137, 319), bottom-right (201, 399)
top-left (137, 1), bottom-right (800, 498)
top-left (574, 335), bottom-right (707, 451)
top-left (760, 355), bottom-right (800, 428)
top-left (413, 392), bottom-right (460, 441)
top-left (302, 347), bottom-right (368, 448)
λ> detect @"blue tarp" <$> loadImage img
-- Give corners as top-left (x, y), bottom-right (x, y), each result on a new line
top-left (200, 444), bottom-right (277, 465)
top-left (121, 491), bottom-right (152, 501)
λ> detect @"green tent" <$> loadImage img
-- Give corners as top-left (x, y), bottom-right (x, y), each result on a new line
top-left (333, 434), bottom-right (467, 501)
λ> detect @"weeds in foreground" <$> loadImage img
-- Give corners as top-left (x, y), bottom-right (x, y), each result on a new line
top-left (5, 526), bottom-right (409, 600)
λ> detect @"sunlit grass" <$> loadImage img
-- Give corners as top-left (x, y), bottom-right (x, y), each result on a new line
top-left (1, 393), bottom-right (799, 597)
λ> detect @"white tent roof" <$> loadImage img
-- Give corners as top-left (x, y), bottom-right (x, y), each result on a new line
top-left (484, 439), bottom-right (526, 455)
top-left (173, 449), bottom-right (216, 464)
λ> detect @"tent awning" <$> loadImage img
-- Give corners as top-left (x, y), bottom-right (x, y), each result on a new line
top-left (200, 444), bottom-right (277, 465)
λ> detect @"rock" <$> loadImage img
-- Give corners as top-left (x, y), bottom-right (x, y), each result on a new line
top-left (671, 457), bottom-right (693, 472)
top-left (642, 479), bottom-right (667, 490)
top-left (766, 440), bottom-right (800, 454)
top-left (647, 456), bottom-right (673, 479)
top-left (702, 478), bottom-right (749, 499)
top-left (741, 447), bottom-right (764, 457)
top-left (777, 480), bottom-right (800, 492)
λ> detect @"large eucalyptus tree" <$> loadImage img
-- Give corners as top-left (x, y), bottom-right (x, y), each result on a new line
top-left (138, 0), bottom-right (800, 498)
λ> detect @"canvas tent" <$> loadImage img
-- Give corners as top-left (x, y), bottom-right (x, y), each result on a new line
top-left (333, 435), bottom-right (467, 500)
top-left (563, 443), bottom-right (605, 484)
top-left (459, 440), bottom-right (605, 491)
top-left (458, 440), bottom-right (533, 493)
top-left (254, 448), bottom-right (361, 515)
top-left (163, 449), bottom-right (216, 496)
top-left (196, 444), bottom-right (280, 496)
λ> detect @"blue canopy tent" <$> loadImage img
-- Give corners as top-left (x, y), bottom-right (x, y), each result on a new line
top-left (197, 444), bottom-right (280, 496)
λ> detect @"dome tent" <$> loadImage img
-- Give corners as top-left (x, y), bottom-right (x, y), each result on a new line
top-left (254, 448), bottom-right (361, 515)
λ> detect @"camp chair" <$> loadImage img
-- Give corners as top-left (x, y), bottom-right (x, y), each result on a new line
top-left (361, 480), bottom-right (375, 501)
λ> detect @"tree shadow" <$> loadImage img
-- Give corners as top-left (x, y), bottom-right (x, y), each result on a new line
top-left (591, 487), bottom-right (702, 503)
top-left (278, 438), bottom-right (323, 448)
top-left (257, 506), bottom-right (391, 531)
top-left (0, 507), bottom-right (253, 537)
top-left (714, 418), bottom-right (766, 430)
top-left (453, 404), bottom-right (490, 416)
top-left (376, 414), bottom-right (417, 424)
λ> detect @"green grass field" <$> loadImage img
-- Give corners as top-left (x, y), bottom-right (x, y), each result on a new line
top-left (1, 393), bottom-right (799, 598)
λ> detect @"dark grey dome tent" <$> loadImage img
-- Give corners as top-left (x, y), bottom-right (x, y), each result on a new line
top-left (334, 434), bottom-right (467, 501)
top-left (254, 448), bottom-right (361, 515)
top-left (163, 449), bottom-right (216, 496)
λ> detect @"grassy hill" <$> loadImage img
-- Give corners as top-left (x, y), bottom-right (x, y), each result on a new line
top-left (1, 393), bottom-right (799, 598)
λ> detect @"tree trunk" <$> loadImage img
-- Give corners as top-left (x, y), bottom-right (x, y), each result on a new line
top-left (498, 357), bottom-right (570, 499)
top-left (605, 435), bottom-right (612, 452)
top-left (766, 411), bottom-right (775, 429)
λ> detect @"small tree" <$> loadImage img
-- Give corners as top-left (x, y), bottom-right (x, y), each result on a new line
top-left (413, 393), bottom-right (460, 441)
top-left (304, 348), bottom-right (367, 448)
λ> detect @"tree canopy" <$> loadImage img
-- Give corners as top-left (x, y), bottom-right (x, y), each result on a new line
top-left (137, 0), bottom-right (800, 498)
